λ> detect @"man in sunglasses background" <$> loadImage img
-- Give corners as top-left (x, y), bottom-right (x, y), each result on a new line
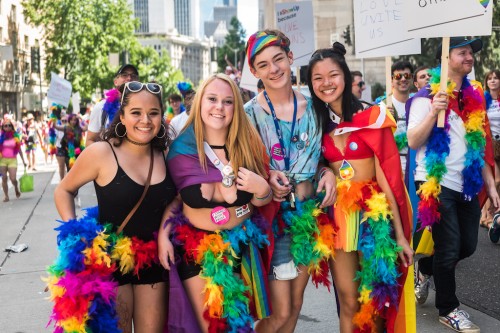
top-left (87, 64), bottom-right (139, 145)
top-left (388, 60), bottom-right (414, 178)
top-left (351, 70), bottom-right (366, 100)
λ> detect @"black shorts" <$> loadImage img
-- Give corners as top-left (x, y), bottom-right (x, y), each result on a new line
top-left (113, 262), bottom-right (169, 286)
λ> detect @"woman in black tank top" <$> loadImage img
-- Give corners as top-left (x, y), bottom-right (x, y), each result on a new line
top-left (54, 82), bottom-right (175, 333)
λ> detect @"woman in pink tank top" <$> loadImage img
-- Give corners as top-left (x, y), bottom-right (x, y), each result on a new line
top-left (0, 117), bottom-right (26, 202)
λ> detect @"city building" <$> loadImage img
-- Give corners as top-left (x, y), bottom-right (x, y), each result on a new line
top-left (174, 0), bottom-right (200, 39)
top-left (0, 0), bottom-right (47, 119)
top-left (137, 32), bottom-right (216, 85)
top-left (130, 0), bottom-right (175, 34)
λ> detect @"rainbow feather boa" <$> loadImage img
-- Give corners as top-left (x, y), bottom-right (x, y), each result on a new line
top-left (280, 197), bottom-right (335, 290)
top-left (336, 179), bottom-right (401, 333)
top-left (102, 89), bottom-right (121, 124)
top-left (45, 207), bottom-right (159, 332)
top-left (417, 67), bottom-right (486, 230)
top-left (168, 211), bottom-right (270, 333)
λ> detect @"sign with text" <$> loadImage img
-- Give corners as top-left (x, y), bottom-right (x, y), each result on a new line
top-left (354, 0), bottom-right (421, 58)
top-left (47, 72), bottom-right (72, 108)
top-left (404, 0), bottom-right (493, 37)
top-left (275, 1), bottom-right (315, 67)
top-left (239, 57), bottom-right (259, 93)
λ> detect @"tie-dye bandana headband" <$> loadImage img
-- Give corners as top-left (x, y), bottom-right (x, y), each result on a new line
top-left (246, 31), bottom-right (289, 67)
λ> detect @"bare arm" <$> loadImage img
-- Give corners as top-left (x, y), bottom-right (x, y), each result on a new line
top-left (86, 131), bottom-right (100, 146)
top-left (54, 143), bottom-right (103, 220)
top-left (374, 156), bottom-right (414, 267)
top-left (482, 163), bottom-right (500, 213)
top-left (158, 195), bottom-right (181, 270)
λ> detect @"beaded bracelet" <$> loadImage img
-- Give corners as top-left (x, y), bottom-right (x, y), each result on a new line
top-left (318, 167), bottom-right (334, 180)
top-left (255, 187), bottom-right (273, 200)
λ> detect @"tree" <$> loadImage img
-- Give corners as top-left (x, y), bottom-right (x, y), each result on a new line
top-left (217, 17), bottom-right (246, 72)
top-left (22, 0), bottom-right (137, 98)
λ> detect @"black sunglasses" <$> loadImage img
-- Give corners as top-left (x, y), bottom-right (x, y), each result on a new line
top-left (2, 123), bottom-right (13, 128)
top-left (121, 81), bottom-right (163, 105)
top-left (357, 81), bottom-right (365, 88)
top-left (392, 73), bottom-right (412, 81)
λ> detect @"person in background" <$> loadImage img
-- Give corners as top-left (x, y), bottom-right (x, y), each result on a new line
top-left (169, 83), bottom-right (196, 139)
top-left (245, 29), bottom-right (336, 333)
top-left (87, 64), bottom-right (139, 146)
top-left (408, 37), bottom-right (499, 332)
top-left (23, 113), bottom-right (42, 171)
top-left (165, 93), bottom-right (183, 123)
top-left (159, 73), bottom-right (272, 332)
top-left (351, 70), bottom-right (366, 99)
top-left (55, 112), bottom-right (68, 181)
top-left (413, 66), bottom-right (431, 91)
top-left (482, 70), bottom-right (500, 240)
top-left (52, 81), bottom-right (174, 333)
top-left (1, 116), bottom-right (26, 202)
top-left (309, 42), bottom-right (414, 333)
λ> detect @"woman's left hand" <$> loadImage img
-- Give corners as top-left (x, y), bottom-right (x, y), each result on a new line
top-left (317, 170), bottom-right (336, 208)
top-left (396, 236), bottom-right (414, 268)
top-left (236, 167), bottom-right (270, 197)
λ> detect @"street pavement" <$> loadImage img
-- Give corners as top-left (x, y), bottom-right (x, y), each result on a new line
top-left (1, 151), bottom-right (500, 332)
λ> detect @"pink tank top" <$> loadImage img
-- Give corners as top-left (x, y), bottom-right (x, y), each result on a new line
top-left (1, 137), bottom-right (17, 158)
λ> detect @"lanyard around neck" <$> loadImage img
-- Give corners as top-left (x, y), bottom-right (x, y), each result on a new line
top-left (203, 142), bottom-right (228, 173)
top-left (263, 90), bottom-right (298, 170)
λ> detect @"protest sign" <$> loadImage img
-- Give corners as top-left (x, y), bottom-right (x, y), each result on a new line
top-left (239, 59), bottom-right (259, 94)
top-left (354, 0), bottom-right (421, 58)
top-left (404, 0), bottom-right (493, 38)
top-left (275, 1), bottom-right (315, 67)
top-left (47, 73), bottom-right (72, 108)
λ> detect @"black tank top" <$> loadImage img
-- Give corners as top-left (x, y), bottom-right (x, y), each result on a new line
top-left (94, 142), bottom-right (176, 240)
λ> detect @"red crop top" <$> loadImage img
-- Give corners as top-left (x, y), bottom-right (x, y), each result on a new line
top-left (322, 131), bottom-right (374, 163)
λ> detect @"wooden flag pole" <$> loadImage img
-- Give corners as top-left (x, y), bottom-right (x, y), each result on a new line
top-left (296, 66), bottom-right (301, 90)
top-left (437, 37), bottom-right (450, 128)
top-left (385, 56), bottom-right (392, 109)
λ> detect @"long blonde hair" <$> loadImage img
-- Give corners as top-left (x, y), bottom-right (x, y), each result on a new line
top-left (184, 73), bottom-right (268, 178)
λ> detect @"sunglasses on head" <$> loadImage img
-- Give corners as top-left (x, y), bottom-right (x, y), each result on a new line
top-left (121, 81), bottom-right (163, 105)
top-left (392, 73), bottom-right (412, 81)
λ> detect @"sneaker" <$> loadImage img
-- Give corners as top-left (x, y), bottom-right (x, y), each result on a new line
top-left (439, 308), bottom-right (480, 333)
top-left (414, 260), bottom-right (431, 304)
top-left (488, 213), bottom-right (500, 244)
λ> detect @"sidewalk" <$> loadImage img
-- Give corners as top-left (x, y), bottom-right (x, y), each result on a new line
top-left (1, 153), bottom-right (500, 332)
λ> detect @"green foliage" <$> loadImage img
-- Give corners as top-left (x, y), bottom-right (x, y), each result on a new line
top-left (22, 0), bottom-right (138, 98)
top-left (217, 17), bottom-right (246, 71)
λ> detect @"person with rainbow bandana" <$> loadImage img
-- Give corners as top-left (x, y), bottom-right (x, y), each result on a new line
top-left (244, 29), bottom-right (336, 332)
top-left (408, 37), bottom-right (499, 333)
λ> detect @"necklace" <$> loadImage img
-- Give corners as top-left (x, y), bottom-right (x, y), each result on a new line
top-left (209, 144), bottom-right (229, 161)
top-left (124, 136), bottom-right (151, 146)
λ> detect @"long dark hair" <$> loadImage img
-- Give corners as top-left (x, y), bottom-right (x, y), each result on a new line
top-left (103, 83), bottom-right (169, 151)
top-left (307, 42), bottom-right (362, 133)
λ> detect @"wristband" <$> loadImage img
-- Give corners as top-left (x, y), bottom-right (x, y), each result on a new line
top-left (255, 187), bottom-right (272, 200)
top-left (319, 167), bottom-right (334, 180)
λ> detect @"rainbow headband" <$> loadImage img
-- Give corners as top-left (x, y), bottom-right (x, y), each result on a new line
top-left (246, 31), bottom-right (289, 67)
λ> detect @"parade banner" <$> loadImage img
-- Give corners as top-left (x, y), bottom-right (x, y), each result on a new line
top-left (47, 72), bottom-right (72, 108)
top-left (404, 0), bottom-right (493, 38)
top-left (354, 0), bottom-right (421, 58)
top-left (275, 1), bottom-right (315, 67)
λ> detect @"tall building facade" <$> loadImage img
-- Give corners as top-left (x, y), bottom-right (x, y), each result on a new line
top-left (174, 0), bottom-right (200, 39)
top-left (0, 0), bottom-right (47, 118)
top-left (130, 0), bottom-right (175, 34)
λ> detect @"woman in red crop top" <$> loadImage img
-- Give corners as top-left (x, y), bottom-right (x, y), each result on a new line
top-left (308, 43), bottom-right (414, 333)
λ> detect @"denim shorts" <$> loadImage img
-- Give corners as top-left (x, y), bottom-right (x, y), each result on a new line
top-left (268, 234), bottom-right (295, 281)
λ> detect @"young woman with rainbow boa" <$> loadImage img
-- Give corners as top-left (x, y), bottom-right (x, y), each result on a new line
top-left (244, 29), bottom-right (336, 333)
top-left (159, 73), bottom-right (273, 332)
top-left (308, 42), bottom-right (414, 333)
top-left (0, 116), bottom-right (26, 202)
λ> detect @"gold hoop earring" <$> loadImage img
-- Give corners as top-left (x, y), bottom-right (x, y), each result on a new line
top-left (156, 124), bottom-right (167, 139)
top-left (115, 122), bottom-right (127, 138)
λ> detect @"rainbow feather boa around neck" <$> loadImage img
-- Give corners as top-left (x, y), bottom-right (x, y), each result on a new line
top-left (417, 67), bottom-right (486, 230)
top-left (45, 207), bottom-right (159, 333)
top-left (0, 130), bottom-right (22, 156)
